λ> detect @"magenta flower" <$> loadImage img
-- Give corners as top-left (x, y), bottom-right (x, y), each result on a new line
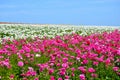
top-left (23, 78), bottom-right (28, 80)
top-left (71, 67), bottom-right (75, 72)
top-left (50, 76), bottom-right (55, 80)
top-left (82, 59), bottom-right (88, 64)
top-left (62, 63), bottom-right (69, 68)
top-left (93, 61), bottom-right (99, 66)
top-left (65, 75), bottom-right (69, 79)
top-left (56, 63), bottom-right (61, 67)
top-left (18, 61), bottom-right (24, 67)
top-left (59, 71), bottom-right (66, 76)
top-left (104, 58), bottom-right (111, 65)
top-left (2, 59), bottom-right (11, 68)
top-left (49, 68), bottom-right (54, 75)
top-left (25, 70), bottom-right (37, 76)
top-left (71, 72), bottom-right (75, 77)
top-left (78, 66), bottom-right (86, 73)
top-left (24, 46), bottom-right (31, 53)
top-left (59, 68), bottom-right (66, 75)
top-left (91, 73), bottom-right (98, 78)
top-left (58, 78), bottom-right (63, 80)
top-left (79, 74), bottom-right (86, 80)
top-left (34, 78), bottom-right (39, 80)
top-left (10, 74), bottom-right (14, 79)
top-left (117, 49), bottom-right (120, 55)
top-left (25, 53), bottom-right (30, 58)
top-left (113, 67), bottom-right (119, 71)
top-left (62, 58), bottom-right (68, 63)
top-left (0, 56), bottom-right (4, 58)
top-left (17, 53), bottom-right (23, 60)
top-left (88, 68), bottom-right (95, 73)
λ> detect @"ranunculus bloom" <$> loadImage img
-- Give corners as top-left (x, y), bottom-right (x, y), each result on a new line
top-left (71, 67), bottom-right (75, 72)
top-left (78, 66), bottom-right (86, 73)
top-left (10, 74), bottom-right (14, 79)
top-left (113, 67), bottom-right (119, 71)
top-left (62, 58), bottom-right (68, 63)
top-left (50, 76), bottom-right (55, 80)
top-left (93, 61), bottom-right (99, 66)
top-left (62, 63), bottom-right (69, 68)
top-left (88, 68), bottom-right (95, 73)
top-left (91, 73), bottom-right (98, 78)
top-left (58, 78), bottom-right (63, 80)
top-left (18, 61), bottom-right (24, 67)
top-left (49, 68), bottom-right (54, 75)
top-left (79, 74), bottom-right (85, 80)
top-left (65, 75), bottom-right (69, 79)
top-left (34, 78), bottom-right (39, 80)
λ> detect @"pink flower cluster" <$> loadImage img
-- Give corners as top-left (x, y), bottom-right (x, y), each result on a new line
top-left (0, 30), bottom-right (120, 79)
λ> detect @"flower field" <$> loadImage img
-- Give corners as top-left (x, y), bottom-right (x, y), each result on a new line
top-left (0, 24), bottom-right (120, 80)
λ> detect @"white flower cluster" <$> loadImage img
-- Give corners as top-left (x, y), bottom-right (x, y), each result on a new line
top-left (0, 24), bottom-right (119, 42)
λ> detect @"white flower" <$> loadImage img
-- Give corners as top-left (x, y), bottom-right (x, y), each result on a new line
top-left (35, 54), bottom-right (41, 57)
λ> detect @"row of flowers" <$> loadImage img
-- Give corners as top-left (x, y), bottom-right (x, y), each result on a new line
top-left (0, 24), bottom-right (119, 42)
top-left (0, 28), bottom-right (120, 79)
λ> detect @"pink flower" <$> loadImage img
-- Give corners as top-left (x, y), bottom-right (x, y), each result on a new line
top-left (70, 56), bottom-right (75, 59)
top-left (82, 59), bottom-right (88, 64)
top-left (59, 68), bottom-right (66, 75)
top-left (93, 61), bottom-right (99, 66)
top-left (71, 72), bottom-right (75, 77)
top-left (10, 74), bottom-right (14, 79)
top-left (59, 71), bottom-right (66, 76)
top-left (76, 57), bottom-right (80, 61)
top-left (62, 63), bottom-right (69, 68)
top-left (50, 76), bottom-right (55, 80)
top-left (104, 58), bottom-right (111, 65)
top-left (34, 78), bottom-right (39, 80)
top-left (25, 53), bottom-right (30, 58)
top-left (56, 63), bottom-right (61, 67)
top-left (0, 56), bottom-right (4, 58)
top-left (71, 38), bottom-right (79, 44)
top-left (78, 66), bottom-right (86, 73)
top-left (65, 75), bottom-right (69, 79)
top-left (32, 71), bottom-right (37, 76)
top-left (71, 67), bottom-right (75, 72)
top-left (18, 61), bottom-right (24, 67)
top-left (96, 55), bottom-right (104, 62)
top-left (79, 74), bottom-right (85, 80)
top-left (117, 49), bottom-right (120, 55)
top-left (88, 68), bottom-right (95, 73)
top-left (25, 70), bottom-right (37, 76)
top-left (24, 47), bottom-right (31, 53)
top-left (62, 58), bottom-right (68, 63)
top-left (58, 78), bottom-right (63, 80)
top-left (17, 53), bottom-right (23, 60)
top-left (23, 78), bottom-right (28, 80)
top-left (2, 59), bottom-right (11, 68)
top-left (91, 73), bottom-right (98, 78)
top-left (19, 49), bottom-right (25, 54)
top-left (28, 67), bottom-right (34, 71)
top-left (49, 68), bottom-right (54, 75)
top-left (113, 67), bottom-right (119, 71)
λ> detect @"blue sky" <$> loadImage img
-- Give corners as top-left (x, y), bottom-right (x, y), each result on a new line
top-left (0, 0), bottom-right (120, 26)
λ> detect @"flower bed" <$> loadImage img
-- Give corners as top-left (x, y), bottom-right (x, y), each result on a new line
top-left (0, 24), bottom-right (118, 42)
top-left (0, 29), bottom-right (120, 80)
